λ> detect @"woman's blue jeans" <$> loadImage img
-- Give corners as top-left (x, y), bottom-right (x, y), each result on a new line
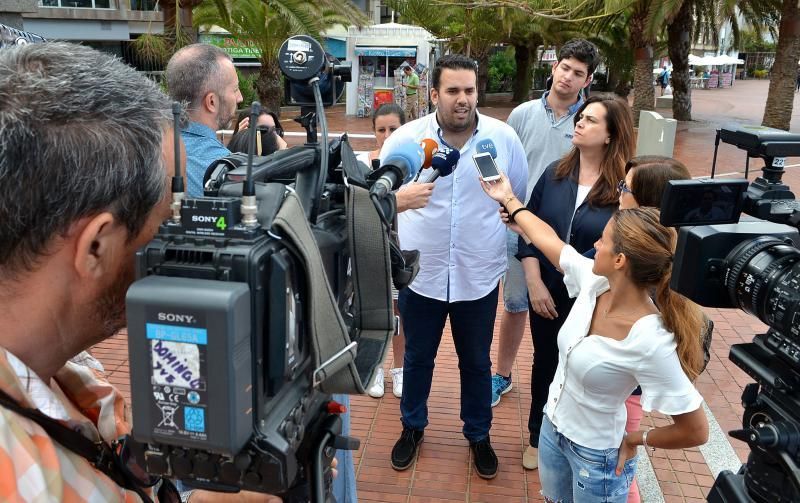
top-left (538, 416), bottom-right (637, 503)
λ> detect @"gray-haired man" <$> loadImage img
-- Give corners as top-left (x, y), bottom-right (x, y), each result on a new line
top-left (166, 43), bottom-right (243, 197)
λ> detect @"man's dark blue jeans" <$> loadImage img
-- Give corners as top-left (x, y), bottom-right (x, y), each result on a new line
top-left (397, 285), bottom-right (498, 442)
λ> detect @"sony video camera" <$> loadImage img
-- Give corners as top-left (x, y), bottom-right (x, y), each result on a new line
top-left (659, 124), bottom-right (800, 503)
top-left (124, 36), bottom-right (402, 502)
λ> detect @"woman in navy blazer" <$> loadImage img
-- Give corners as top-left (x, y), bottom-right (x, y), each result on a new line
top-left (516, 94), bottom-right (635, 471)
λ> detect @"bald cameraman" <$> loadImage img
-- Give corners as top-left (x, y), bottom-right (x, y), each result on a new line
top-left (166, 43), bottom-right (243, 197)
top-left (0, 42), bottom-right (284, 502)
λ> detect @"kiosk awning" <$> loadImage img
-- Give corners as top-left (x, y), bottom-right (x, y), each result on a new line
top-left (355, 46), bottom-right (417, 57)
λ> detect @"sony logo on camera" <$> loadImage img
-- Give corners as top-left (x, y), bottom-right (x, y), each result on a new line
top-left (191, 215), bottom-right (219, 224)
top-left (157, 312), bottom-right (197, 324)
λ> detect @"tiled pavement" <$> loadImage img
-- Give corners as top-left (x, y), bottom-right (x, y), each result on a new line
top-left (95, 80), bottom-right (800, 501)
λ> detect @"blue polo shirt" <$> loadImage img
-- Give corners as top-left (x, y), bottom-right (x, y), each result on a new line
top-left (181, 121), bottom-right (230, 196)
top-left (507, 91), bottom-right (584, 202)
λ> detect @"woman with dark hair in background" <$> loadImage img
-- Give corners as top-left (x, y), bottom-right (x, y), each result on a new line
top-left (228, 105), bottom-right (287, 154)
top-left (516, 94), bottom-right (634, 470)
top-left (357, 103), bottom-right (406, 168)
top-left (483, 174), bottom-right (708, 502)
top-left (615, 155), bottom-right (692, 503)
top-left (619, 156), bottom-right (691, 209)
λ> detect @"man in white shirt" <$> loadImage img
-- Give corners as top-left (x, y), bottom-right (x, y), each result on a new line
top-left (492, 39), bottom-right (599, 418)
top-left (381, 54), bottom-right (527, 479)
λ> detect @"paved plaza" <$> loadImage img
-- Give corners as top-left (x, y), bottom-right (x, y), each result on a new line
top-left (92, 80), bottom-right (800, 502)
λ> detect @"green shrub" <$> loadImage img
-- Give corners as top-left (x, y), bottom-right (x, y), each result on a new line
top-left (237, 69), bottom-right (258, 105)
top-left (488, 47), bottom-right (516, 93)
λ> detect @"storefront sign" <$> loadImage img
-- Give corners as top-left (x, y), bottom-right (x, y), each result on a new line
top-left (355, 46), bottom-right (417, 57)
top-left (199, 34), bottom-right (260, 59)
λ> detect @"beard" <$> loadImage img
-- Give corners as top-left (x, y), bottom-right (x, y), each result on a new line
top-left (216, 94), bottom-right (235, 130)
top-left (88, 259), bottom-right (136, 346)
top-left (440, 106), bottom-right (475, 133)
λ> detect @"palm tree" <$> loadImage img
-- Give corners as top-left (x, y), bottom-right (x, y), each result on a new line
top-left (586, 11), bottom-right (635, 96)
top-left (667, 0), bottom-right (781, 122)
top-left (193, 0), bottom-right (367, 114)
top-left (666, 0), bottom-right (693, 121)
top-left (132, 0), bottom-right (197, 69)
top-left (387, 0), bottom-right (507, 105)
top-left (762, 0), bottom-right (800, 130)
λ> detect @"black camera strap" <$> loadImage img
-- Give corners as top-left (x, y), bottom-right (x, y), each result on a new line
top-left (272, 186), bottom-right (393, 394)
top-left (0, 388), bottom-right (155, 503)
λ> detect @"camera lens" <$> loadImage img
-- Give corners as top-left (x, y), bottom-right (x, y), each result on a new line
top-left (724, 236), bottom-right (800, 336)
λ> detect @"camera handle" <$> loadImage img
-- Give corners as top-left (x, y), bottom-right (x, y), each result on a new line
top-left (309, 413), bottom-right (360, 503)
top-left (296, 108), bottom-right (318, 145)
top-left (730, 420), bottom-right (800, 497)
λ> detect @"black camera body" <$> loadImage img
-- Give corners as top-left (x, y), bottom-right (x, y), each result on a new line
top-left (124, 36), bottom-right (394, 502)
top-left (661, 125), bottom-right (800, 502)
top-left (126, 191), bottom-right (347, 498)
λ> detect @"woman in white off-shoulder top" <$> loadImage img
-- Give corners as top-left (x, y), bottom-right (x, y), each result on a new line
top-left (482, 173), bottom-right (708, 503)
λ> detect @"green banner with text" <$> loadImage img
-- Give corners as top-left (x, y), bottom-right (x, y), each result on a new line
top-left (199, 34), bottom-right (260, 59)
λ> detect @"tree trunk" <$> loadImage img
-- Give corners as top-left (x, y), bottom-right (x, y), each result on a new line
top-left (162, 0), bottom-right (201, 44)
top-left (256, 61), bottom-right (283, 118)
top-left (668, 0), bottom-right (693, 121)
top-left (512, 43), bottom-right (533, 103)
top-left (761, 0), bottom-right (800, 131)
top-left (476, 52), bottom-right (490, 107)
top-left (630, 9), bottom-right (654, 127)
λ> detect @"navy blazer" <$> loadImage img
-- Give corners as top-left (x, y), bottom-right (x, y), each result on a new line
top-left (516, 161), bottom-right (617, 291)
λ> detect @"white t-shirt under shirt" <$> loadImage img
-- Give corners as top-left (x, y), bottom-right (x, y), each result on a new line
top-left (575, 184), bottom-right (591, 212)
top-left (544, 246), bottom-right (704, 450)
top-left (565, 184), bottom-right (592, 240)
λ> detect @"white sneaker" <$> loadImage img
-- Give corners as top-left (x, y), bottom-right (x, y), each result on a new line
top-left (390, 368), bottom-right (403, 398)
top-left (368, 368), bottom-right (385, 398)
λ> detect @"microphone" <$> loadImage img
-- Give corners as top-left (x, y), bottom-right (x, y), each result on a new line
top-left (426, 149), bottom-right (461, 183)
top-left (476, 138), bottom-right (497, 159)
top-left (370, 142), bottom-right (425, 198)
top-left (415, 138), bottom-right (439, 181)
top-left (420, 138), bottom-right (439, 168)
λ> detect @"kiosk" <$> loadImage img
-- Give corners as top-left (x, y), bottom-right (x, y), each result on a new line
top-left (345, 23), bottom-right (436, 117)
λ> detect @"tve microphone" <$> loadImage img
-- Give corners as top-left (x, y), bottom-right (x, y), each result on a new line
top-left (426, 149), bottom-right (461, 183)
top-left (370, 142), bottom-right (425, 198)
top-left (476, 138), bottom-right (497, 159)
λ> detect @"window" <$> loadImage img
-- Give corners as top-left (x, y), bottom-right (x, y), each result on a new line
top-left (130, 0), bottom-right (158, 10)
top-left (39, 0), bottom-right (113, 7)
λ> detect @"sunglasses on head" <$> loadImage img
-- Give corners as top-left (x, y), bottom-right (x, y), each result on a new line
top-left (617, 179), bottom-right (634, 195)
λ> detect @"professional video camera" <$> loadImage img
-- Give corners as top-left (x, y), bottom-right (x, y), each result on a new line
top-left (657, 124), bottom-right (800, 503)
top-left (124, 35), bottom-right (422, 502)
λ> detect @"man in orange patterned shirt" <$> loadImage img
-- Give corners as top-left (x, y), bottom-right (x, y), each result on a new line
top-left (0, 42), bottom-right (280, 502)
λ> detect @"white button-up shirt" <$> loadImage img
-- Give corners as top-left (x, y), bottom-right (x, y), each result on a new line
top-left (545, 246), bottom-right (704, 449)
top-left (381, 111), bottom-right (527, 302)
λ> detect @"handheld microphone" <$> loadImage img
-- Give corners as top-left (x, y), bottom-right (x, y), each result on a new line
top-left (415, 138), bottom-right (439, 181)
top-left (420, 138), bottom-right (439, 168)
top-left (370, 142), bottom-right (425, 198)
top-left (426, 149), bottom-right (461, 183)
top-left (476, 138), bottom-right (497, 159)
